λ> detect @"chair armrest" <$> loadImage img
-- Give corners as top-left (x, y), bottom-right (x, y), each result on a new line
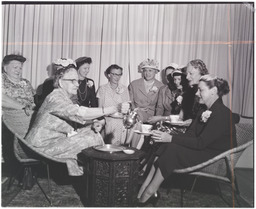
top-left (174, 140), bottom-right (253, 173)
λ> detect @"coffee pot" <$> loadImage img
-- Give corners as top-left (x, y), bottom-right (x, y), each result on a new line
top-left (123, 108), bottom-right (138, 129)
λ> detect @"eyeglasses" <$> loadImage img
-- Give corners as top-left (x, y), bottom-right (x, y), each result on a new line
top-left (110, 73), bottom-right (122, 77)
top-left (61, 78), bottom-right (79, 84)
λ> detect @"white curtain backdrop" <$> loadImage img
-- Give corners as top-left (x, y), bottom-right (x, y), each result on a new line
top-left (2, 3), bottom-right (254, 117)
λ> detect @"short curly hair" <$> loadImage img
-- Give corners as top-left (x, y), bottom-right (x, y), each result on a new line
top-left (188, 59), bottom-right (208, 75)
top-left (105, 64), bottom-right (123, 75)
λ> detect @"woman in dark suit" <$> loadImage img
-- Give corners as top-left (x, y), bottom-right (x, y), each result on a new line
top-left (75, 56), bottom-right (98, 107)
top-left (137, 74), bottom-right (237, 204)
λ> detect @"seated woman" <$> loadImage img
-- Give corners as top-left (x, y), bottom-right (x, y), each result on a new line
top-left (97, 64), bottom-right (130, 145)
top-left (2, 54), bottom-right (35, 114)
top-left (2, 54), bottom-right (36, 165)
top-left (25, 58), bottom-right (128, 176)
top-left (137, 75), bottom-right (237, 204)
top-left (147, 67), bottom-right (189, 124)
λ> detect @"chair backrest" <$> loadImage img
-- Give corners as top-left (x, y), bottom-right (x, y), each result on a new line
top-left (2, 108), bottom-right (66, 164)
top-left (235, 123), bottom-right (254, 146)
top-left (174, 123), bottom-right (253, 179)
top-left (2, 108), bottom-right (35, 138)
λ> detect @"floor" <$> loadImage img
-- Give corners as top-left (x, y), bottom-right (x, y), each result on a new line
top-left (2, 162), bottom-right (253, 207)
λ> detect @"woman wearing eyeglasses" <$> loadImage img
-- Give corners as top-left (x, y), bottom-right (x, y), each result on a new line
top-left (97, 64), bottom-right (130, 145)
top-left (25, 59), bottom-right (129, 176)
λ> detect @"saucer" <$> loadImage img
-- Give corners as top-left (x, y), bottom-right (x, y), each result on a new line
top-left (123, 149), bottom-right (135, 154)
top-left (134, 130), bottom-right (152, 136)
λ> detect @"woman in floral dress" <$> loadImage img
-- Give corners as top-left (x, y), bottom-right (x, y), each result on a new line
top-left (2, 54), bottom-right (36, 165)
top-left (97, 64), bottom-right (130, 145)
top-left (2, 54), bottom-right (35, 112)
top-left (25, 59), bottom-right (128, 176)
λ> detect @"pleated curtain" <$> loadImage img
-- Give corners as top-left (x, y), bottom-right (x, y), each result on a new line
top-left (2, 3), bottom-right (253, 117)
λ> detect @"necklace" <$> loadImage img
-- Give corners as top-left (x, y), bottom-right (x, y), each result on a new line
top-left (78, 78), bottom-right (88, 102)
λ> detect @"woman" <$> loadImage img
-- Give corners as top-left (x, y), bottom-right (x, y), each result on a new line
top-left (2, 54), bottom-right (35, 165)
top-left (25, 58), bottom-right (128, 176)
top-left (2, 54), bottom-right (35, 113)
top-left (182, 59), bottom-right (208, 122)
top-left (127, 58), bottom-right (163, 148)
top-left (97, 64), bottom-right (130, 145)
top-left (128, 58), bottom-right (164, 123)
top-left (137, 75), bottom-right (237, 204)
top-left (74, 56), bottom-right (98, 107)
top-left (147, 66), bottom-right (189, 124)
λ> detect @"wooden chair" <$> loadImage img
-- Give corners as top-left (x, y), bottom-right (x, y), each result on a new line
top-left (2, 109), bottom-right (66, 206)
top-left (172, 123), bottom-right (253, 207)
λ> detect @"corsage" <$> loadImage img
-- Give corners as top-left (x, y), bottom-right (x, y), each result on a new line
top-left (200, 110), bottom-right (212, 123)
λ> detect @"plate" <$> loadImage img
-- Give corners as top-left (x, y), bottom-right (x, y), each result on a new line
top-left (165, 121), bottom-right (185, 126)
top-left (109, 112), bottom-right (124, 119)
top-left (93, 144), bottom-right (125, 153)
top-left (134, 130), bottom-right (152, 136)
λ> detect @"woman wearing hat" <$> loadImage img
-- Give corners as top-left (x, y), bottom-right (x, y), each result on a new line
top-left (128, 58), bottom-right (164, 123)
top-left (2, 54), bottom-right (35, 113)
top-left (127, 58), bottom-right (163, 148)
top-left (74, 56), bottom-right (98, 107)
top-left (2, 54), bottom-right (36, 167)
top-left (25, 58), bottom-right (129, 176)
top-left (147, 64), bottom-right (189, 124)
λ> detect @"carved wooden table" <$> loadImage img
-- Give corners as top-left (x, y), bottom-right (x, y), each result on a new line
top-left (78, 147), bottom-right (145, 207)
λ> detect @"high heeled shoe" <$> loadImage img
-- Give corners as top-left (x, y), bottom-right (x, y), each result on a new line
top-left (137, 191), bottom-right (160, 207)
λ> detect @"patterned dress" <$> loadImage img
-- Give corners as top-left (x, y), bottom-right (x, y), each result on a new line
top-left (25, 88), bottom-right (104, 176)
top-left (2, 73), bottom-right (35, 108)
top-left (97, 83), bottom-right (130, 145)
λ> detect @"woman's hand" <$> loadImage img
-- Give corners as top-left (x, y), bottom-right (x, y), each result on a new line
top-left (182, 119), bottom-right (192, 127)
top-left (147, 116), bottom-right (163, 124)
top-left (151, 130), bottom-right (172, 143)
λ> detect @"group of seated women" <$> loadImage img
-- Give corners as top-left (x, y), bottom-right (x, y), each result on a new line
top-left (2, 54), bottom-right (237, 204)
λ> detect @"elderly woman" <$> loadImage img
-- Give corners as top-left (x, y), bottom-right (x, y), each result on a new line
top-left (128, 58), bottom-right (164, 123)
top-left (182, 59), bottom-right (208, 122)
top-left (2, 54), bottom-right (35, 113)
top-left (25, 58), bottom-right (128, 176)
top-left (74, 56), bottom-right (98, 107)
top-left (137, 75), bottom-right (237, 205)
top-left (97, 64), bottom-right (130, 145)
top-left (2, 54), bottom-right (35, 166)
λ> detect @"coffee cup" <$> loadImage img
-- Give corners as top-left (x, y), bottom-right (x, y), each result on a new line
top-left (141, 124), bottom-right (153, 133)
top-left (169, 115), bottom-right (180, 122)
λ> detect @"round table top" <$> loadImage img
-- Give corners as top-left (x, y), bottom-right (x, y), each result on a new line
top-left (78, 146), bottom-right (145, 161)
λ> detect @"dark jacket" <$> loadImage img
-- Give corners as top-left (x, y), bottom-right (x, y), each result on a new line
top-left (77, 78), bottom-right (98, 107)
top-left (172, 99), bottom-right (237, 151)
